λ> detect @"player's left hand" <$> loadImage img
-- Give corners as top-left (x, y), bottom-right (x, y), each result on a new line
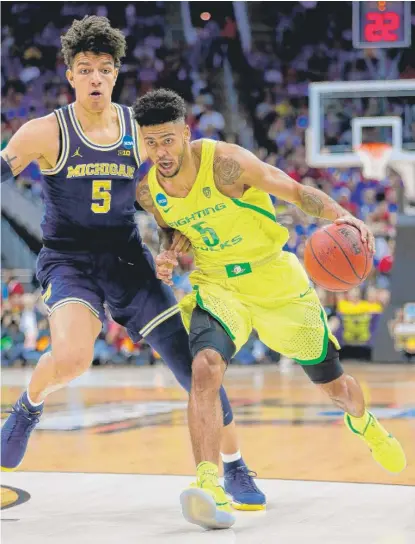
top-left (170, 231), bottom-right (191, 255)
top-left (335, 215), bottom-right (375, 254)
top-left (155, 250), bottom-right (178, 286)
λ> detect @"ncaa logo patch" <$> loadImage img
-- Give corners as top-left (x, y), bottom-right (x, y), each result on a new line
top-left (203, 187), bottom-right (211, 198)
top-left (122, 135), bottom-right (134, 150)
top-left (156, 193), bottom-right (168, 207)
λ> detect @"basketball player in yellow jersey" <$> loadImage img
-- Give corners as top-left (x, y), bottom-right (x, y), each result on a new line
top-left (133, 89), bottom-right (406, 530)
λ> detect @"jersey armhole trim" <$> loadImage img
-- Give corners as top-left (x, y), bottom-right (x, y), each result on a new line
top-left (129, 107), bottom-right (141, 167)
top-left (40, 110), bottom-right (70, 175)
top-left (231, 198), bottom-right (277, 222)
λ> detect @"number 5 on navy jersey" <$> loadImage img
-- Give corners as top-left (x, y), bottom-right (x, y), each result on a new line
top-left (91, 180), bottom-right (112, 213)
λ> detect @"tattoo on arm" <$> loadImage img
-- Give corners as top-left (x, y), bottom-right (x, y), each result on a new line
top-left (298, 187), bottom-right (325, 217)
top-left (213, 155), bottom-right (243, 186)
top-left (298, 186), bottom-right (345, 219)
top-left (4, 153), bottom-right (23, 176)
top-left (136, 181), bottom-right (156, 213)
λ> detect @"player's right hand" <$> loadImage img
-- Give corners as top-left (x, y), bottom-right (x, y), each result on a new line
top-left (155, 250), bottom-right (178, 286)
top-left (170, 231), bottom-right (192, 255)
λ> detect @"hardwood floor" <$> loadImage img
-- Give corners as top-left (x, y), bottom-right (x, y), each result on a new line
top-left (1, 363), bottom-right (414, 485)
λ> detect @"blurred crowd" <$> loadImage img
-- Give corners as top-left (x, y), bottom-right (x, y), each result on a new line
top-left (1, 271), bottom-right (160, 367)
top-left (1, 2), bottom-right (407, 366)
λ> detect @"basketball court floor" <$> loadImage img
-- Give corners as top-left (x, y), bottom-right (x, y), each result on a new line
top-left (2, 363), bottom-right (415, 543)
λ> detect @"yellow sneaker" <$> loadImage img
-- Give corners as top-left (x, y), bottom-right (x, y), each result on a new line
top-left (180, 462), bottom-right (236, 530)
top-left (344, 412), bottom-right (406, 473)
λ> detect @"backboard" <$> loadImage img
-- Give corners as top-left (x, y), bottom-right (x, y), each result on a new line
top-left (306, 79), bottom-right (415, 201)
top-left (307, 79), bottom-right (415, 169)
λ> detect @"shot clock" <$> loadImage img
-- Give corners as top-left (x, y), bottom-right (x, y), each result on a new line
top-left (353, 1), bottom-right (411, 49)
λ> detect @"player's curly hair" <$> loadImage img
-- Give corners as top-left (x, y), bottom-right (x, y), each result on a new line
top-left (61, 16), bottom-right (126, 68)
top-left (133, 89), bottom-right (187, 126)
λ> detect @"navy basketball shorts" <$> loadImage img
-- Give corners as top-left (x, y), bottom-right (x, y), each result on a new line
top-left (36, 239), bottom-right (182, 342)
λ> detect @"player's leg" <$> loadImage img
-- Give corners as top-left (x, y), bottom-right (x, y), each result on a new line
top-left (187, 309), bottom-right (231, 466)
top-left (307, 347), bottom-right (365, 416)
top-left (184, 298), bottom-right (266, 517)
top-left (1, 304), bottom-right (102, 471)
top-left (142, 313), bottom-right (266, 512)
top-left (1, 251), bottom-right (104, 471)
top-left (253, 252), bottom-right (406, 474)
top-left (28, 303), bottom-right (102, 402)
top-left (178, 297), bottom-right (265, 527)
top-left (144, 324), bottom-right (237, 449)
top-left (180, 307), bottom-right (236, 529)
top-left (301, 341), bottom-right (406, 474)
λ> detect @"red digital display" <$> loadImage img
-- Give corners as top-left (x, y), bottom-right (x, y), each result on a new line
top-left (353, 1), bottom-right (411, 49)
top-left (364, 12), bottom-right (400, 42)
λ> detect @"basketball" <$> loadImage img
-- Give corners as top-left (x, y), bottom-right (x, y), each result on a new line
top-left (304, 224), bottom-right (372, 292)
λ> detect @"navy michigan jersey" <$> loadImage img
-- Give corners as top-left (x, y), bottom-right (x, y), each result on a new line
top-left (40, 103), bottom-right (141, 250)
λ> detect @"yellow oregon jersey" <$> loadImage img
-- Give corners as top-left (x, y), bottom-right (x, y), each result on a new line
top-left (148, 139), bottom-right (339, 363)
top-left (147, 139), bottom-right (289, 273)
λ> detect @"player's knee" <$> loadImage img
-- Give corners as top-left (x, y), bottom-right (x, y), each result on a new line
top-left (301, 340), bottom-right (344, 385)
top-left (52, 343), bottom-right (93, 379)
top-left (192, 349), bottom-right (224, 392)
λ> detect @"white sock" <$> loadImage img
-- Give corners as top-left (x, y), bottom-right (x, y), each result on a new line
top-left (221, 450), bottom-right (242, 463)
top-left (26, 390), bottom-right (44, 407)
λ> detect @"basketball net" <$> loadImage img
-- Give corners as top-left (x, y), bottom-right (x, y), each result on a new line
top-left (355, 143), bottom-right (393, 181)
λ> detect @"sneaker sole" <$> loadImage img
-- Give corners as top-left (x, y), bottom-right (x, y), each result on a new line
top-left (231, 500), bottom-right (266, 511)
top-left (1, 461), bottom-right (22, 472)
top-left (180, 488), bottom-right (235, 530)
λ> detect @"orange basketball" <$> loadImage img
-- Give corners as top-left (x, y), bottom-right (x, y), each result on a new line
top-left (304, 223), bottom-right (372, 292)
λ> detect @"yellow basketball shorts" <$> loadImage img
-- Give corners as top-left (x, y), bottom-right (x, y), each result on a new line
top-left (179, 251), bottom-right (340, 365)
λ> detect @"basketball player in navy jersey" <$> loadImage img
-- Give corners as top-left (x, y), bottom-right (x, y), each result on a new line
top-left (0, 16), bottom-right (266, 511)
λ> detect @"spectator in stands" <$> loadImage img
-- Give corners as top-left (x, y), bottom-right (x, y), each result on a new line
top-left (360, 188), bottom-right (378, 221)
top-left (334, 188), bottom-right (358, 217)
top-left (198, 96), bottom-right (225, 137)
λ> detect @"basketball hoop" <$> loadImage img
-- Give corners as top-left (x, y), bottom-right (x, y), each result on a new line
top-left (355, 143), bottom-right (393, 181)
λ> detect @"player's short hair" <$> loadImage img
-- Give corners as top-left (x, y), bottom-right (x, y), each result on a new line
top-left (133, 89), bottom-right (187, 127)
top-left (61, 16), bottom-right (126, 68)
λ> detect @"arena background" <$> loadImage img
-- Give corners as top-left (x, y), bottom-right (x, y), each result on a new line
top-left (2, 1), bottom-right (414, 367)
top-left (1, 3), bottom-right (415, 543)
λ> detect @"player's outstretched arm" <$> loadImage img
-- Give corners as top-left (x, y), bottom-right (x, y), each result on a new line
top-left (214, 142), bottom-right (374, 252)
top-left (0, 115), bottom-right (58, 183)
